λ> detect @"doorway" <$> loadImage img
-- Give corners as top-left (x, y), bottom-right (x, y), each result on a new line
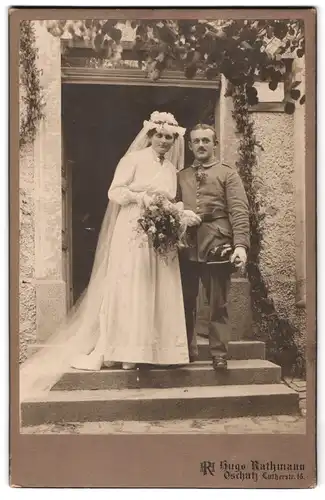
top-left (62, 83), bottom-right (219, 303)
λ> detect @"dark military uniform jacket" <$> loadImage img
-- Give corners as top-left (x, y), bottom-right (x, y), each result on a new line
top-left (176, 159), bottom-right (250, 262)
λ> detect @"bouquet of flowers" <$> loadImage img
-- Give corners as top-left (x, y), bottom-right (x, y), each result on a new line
top-left (137, 194), bottom-right (187, 259)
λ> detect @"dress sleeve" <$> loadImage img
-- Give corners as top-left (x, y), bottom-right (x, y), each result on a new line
top-left (108, 153), bottom-right (144, 206)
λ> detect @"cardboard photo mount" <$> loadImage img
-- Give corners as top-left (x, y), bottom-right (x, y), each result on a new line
top-left (10, 7), bottom-right (316, 488)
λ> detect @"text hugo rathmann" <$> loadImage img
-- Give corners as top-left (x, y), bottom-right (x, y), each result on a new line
top-left (220, 461), bottom-right (305, 482)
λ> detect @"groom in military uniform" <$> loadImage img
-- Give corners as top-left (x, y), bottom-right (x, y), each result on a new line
top-left (177, 124), bottom-right (250, 371)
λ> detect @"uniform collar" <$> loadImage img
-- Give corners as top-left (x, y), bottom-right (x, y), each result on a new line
top-left (192, 157), bottom-right (218, 169)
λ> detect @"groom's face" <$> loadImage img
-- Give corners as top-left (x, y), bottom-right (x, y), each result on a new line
top-left (189, 129), bottom-right (216, 162)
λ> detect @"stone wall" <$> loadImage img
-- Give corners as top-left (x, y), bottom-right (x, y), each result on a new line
top-left (253, 113), bottom-right (295, 312)
top-left (19, 142), bottom-right (36, 362)
top-left (19, 21), bottom-right (65, 361)
top-left (219, 75), bottom-right (306, 357)
top-left (33, 21), bottom-right (66, 345)
top-left (253, 111), bottom-right (306, 352)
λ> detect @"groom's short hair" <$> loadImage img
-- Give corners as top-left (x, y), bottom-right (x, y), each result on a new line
top-left (189, 124), bottom-right (218, 144)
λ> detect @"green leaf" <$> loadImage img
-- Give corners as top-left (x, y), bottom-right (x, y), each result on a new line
top-left (274, 23), bottom-right (288, 40)
top-left (136, 24), bottom-right (147, 38)
top-left (247, 94), bottom-right (259, 106)
top-left (195, 23), bottom-right (207, 36)
top-left (290, 89), bottom-right (301, 100)
top-left (185, 64), bottom-right (198, 79)
top-left (246, 85), bottom-right (258, 97)
top-left (284, 101), bottom-right (295, 114)
top-left (85, 19), bottom-right (93, 29)
top-left (205, 67), bottom-right (219, 79)
top-left (269, 80), bottom-right (278, 91)
top-left (94, 33), bottom-right (103, 52)
top-left (109, 27), bottom-right (122, 43)
top-left (101, 20), bottom-right (116, 34)
top-left (291, 80), bottom-right (301, 89)
top-left (157, 24), bottom-right (176, 44)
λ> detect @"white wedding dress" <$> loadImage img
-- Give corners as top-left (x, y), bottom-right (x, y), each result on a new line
top-left (71, 146), bottom-right (189, 370)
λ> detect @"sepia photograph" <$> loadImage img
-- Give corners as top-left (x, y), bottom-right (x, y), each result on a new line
top-left (10, 7), bottom-right (316, 488)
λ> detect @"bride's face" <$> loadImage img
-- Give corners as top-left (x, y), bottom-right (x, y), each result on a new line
top-left (150, 130), bottom-right (175, 156)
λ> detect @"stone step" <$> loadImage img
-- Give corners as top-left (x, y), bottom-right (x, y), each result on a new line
top-left (21, 383), bottom-right (300, 426)
top-left (27, 339), bottom-right (266, 362)
top-left (52, 360), bottom-right (280, 391)
top-left (197, 339), bottom-right (265, 361)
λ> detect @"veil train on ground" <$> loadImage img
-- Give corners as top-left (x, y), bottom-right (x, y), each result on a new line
top-left (19, 111), bottom-right (186, 401)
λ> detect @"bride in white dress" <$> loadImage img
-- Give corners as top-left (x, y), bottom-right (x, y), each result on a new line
top-left (20, 112), bottom-right (200, 398)
top-left (71, 113), bottom-right (200, 371)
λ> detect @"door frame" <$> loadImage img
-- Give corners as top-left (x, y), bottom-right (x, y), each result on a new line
top-left (62, 66), bottom-right (222, 89)
top-left (61, 67), bottom-right (221, 310)
top-left (61, 119), bottom-right (74, 310)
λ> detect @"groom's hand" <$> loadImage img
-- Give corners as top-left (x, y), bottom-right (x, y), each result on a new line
top-left (230, 246), bottom-right (247, 268)
top-left (183, 210), bottom-right (201, 227)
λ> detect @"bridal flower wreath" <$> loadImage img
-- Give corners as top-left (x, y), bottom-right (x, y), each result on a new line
top-left (143, 111), bottom-right (186, 137)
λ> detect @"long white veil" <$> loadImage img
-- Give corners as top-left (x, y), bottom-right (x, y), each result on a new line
top-left (19, 111), bottom-right (185, 401)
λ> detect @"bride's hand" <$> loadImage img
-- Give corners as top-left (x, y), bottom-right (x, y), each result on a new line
top-left (130, 190), bottom-right (154, 207)
top-left (182, 210), bottom-right (202, 227)
top-left (142, 193), bottom-right (154, 208)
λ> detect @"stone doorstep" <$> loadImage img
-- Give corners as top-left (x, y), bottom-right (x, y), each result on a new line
top-left (21, 384), bottom-right (300, 426)
top-left (52, 359), bottom-right (281, 391)
top-left (27, 339), bottom-right (266, 362)
top-left (197, 338), bottom-right (266, 361)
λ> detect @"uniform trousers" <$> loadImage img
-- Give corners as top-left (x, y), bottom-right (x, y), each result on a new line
top-left (180, 258), bottom-right (231, 360)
